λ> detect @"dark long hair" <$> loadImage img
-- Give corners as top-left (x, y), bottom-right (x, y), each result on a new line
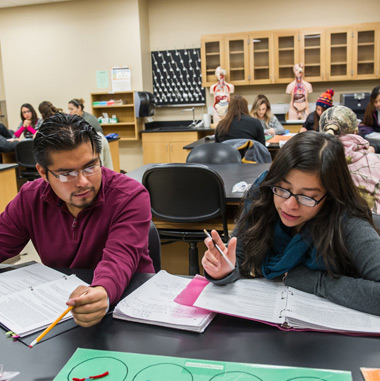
top-left (33, 113), bottom-right (101, 168)
top-left (38, 101), bottom-right (63, 120)
top-left (363, 86), bottom-right (380, 126)
top-left (20, 103), bottom-right (38, 126)
top-left (238, 131), bottom-right (377, 278)
top-left (216, 95), bottom-right (250, 136)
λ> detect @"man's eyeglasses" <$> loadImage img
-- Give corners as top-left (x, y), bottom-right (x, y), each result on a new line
top-left (47, 160), bottom-right (102, 183)
top-left (271, 186), bottom-right (327, 207)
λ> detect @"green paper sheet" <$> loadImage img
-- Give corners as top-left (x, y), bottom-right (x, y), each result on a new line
top-left (54, 348), bottom-right (352, 381)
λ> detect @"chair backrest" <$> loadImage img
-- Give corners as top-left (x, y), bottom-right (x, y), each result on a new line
top-left (15, 139), bottom-right (37, 168)
top-left (148, 220), bottom-right (161, 273)
top-left (186, 143), bottom-right (241, 164)
top-left (142, 163), bottom-right (228, 237)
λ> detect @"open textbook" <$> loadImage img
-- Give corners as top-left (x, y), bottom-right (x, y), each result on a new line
top-left (0, 263), bottom-right (88, 337)
top-left (113, 270), bottom-right (215, 333)
top-left (175, 275), bottom-right (380, 335)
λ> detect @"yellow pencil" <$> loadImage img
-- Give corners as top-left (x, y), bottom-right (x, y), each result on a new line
top-left (28, 291), bottom-right (87, 348)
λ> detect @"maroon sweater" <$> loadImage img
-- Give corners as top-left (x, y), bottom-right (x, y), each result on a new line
top-left (0, 167), bottom-right (154, 304)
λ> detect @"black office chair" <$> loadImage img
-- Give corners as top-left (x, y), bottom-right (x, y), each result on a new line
top-left (15, 139), bottom-right (40, 181)
top-left (142, 163), bottom-right (229, 275)
top-left (148, 220), bottom-right (161, 273)
top-left (186, 143), bottom-right (241, 164)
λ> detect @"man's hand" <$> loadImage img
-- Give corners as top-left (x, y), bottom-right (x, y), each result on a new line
top-left (67, 285), bottom-right (109, 327)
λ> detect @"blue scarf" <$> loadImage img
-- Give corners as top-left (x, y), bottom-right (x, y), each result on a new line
top-left (261, 220), bottom-right (326, 279)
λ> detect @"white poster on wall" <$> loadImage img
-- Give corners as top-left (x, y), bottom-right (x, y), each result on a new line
top-left (111, 66), bottom-right (131, 92)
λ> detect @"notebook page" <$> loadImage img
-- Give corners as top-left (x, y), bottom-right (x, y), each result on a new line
top-left (0, 274), bottom-right (87, 336)
top-left (286, 287), bottom-right (380, 333)
top-left (0, 262), bottom-right (65, 295)
top-left (193, 278), bottom-right (286, 324)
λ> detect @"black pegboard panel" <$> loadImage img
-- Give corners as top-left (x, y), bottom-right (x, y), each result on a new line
top-left (151, 48), bottom-right (205, 106)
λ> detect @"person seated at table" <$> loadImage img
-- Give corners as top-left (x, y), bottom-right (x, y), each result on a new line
top-left (0, 122), bottom-right (14, 139)
top-left (68, 98), bottom-right (103, 133)
top-left (38, 100), bottom-right (63, 120)
top-left (0, 113), bottom-right (154, 327)
top-left (299, 89), bottom-right (334, 132)
top-left (0, 135), bottom-right (19, 153)
top-left (361, 86), bottom-right (380, 134)
top-left (319, 105), bottom-right (380, 214)
top-left (66, 99), bottom-right (112, 170)
top-left (202, 131), bottom-right (380, 316)
top-left (250, 94), bottom-right (285, 136)
top-left (14, 103), bottom-right (42, 139)
top-left (215, 94), bottom-right (265, 146)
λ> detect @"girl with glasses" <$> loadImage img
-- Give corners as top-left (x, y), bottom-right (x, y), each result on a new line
top-left (202, 131), bottom-right (380, 316)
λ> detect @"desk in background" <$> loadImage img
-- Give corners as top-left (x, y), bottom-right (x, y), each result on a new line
top-left (127, 162), bottom-right (270, 274)
top-left (1, 270), bottom-right (379, 381)
top-left (0, 164), bottom-right (18, 213)
top-left (0, 151), bottom-right (16, 164)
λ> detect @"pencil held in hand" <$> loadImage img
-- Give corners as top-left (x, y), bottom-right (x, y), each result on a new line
top-left (203, 229), bottom-right (235, 271)
top-left (28, 290), bottom-right (88, 348)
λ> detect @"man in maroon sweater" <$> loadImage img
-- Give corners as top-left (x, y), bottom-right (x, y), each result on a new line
top-left (0, 113), bottom-right (154, 327)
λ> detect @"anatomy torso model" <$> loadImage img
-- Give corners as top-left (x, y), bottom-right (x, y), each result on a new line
top-left (286, 64), bottom-right (313, 120)
top-left (210, 67), bottom-right (234, 124)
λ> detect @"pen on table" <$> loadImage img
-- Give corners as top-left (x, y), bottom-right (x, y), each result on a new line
top-left (203, 229), bottom-right (235, 271)
top-left (29, 290), bottom-right (88, 348)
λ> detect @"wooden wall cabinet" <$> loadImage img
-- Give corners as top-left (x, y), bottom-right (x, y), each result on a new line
top-left (201, 36), bottom-right (225, 87)
top-left (249, 31), bottom-right (274, 84)
top-left (142, 131), bottom-right (212, 164)
top-left (91, 91), bottom-right (142, 141)
top-left (201, 22), bottom-right (380, 87)
top-left (300, 29), bottom-right (325, 82)
top-left (325, 27), bottom-right (352, 81)
top-left (225, 33), bottom-right (250, 85)
top-left (352, 23), bottom-right (379, 79)
top-left (273, 30), bottom-right (300, 84)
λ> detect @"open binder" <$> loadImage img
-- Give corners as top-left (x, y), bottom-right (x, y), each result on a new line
top-left (0, 263), bottom-right (88, 338)
top-left (175, 275), bottom-right (380, 335)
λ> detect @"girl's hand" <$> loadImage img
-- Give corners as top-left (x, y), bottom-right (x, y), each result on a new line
top-left (201, 230), bottom-right (237, 280)
top-left (23, 120), bottom-right (31, 127)
top-left (268, 128), bottom-right (276, 136)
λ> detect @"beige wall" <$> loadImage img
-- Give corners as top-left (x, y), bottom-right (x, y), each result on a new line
top-left (0, 0), bottom-right (146, 171)
top-left (0, 0), bottom-right (379, 170)
top-left (149, 0), bottom-right (380, 118)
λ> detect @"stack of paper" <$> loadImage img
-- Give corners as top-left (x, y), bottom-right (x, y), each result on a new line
top-left (113, 271), bottom-right (215, 333)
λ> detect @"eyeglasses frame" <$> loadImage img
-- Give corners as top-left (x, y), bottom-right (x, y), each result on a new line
top-left (271, 185), bottom-right (327, 207)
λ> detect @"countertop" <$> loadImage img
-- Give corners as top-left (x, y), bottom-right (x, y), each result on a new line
top-left (141, 120), bottom-right (215, 133)
top-left (0, 163), bottom-right (18, 171)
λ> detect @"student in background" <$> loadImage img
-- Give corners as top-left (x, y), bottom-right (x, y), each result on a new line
top-left (38, 101), bottom-right (63, 120)
top-left (68, 98), bottom-right (103, 133)
top-left (67, 99), bottom-right (112, 169)
top-left (250, 94), bottom-right (285, 136)
top-left (202, 131), bottom-right (380, 316)
top-left (0, 122), bottom-right (14, 139)
top-left (215, 94), bottom-right (265, 146)
top-left (361, 86), bottom-right (380, 134)
top-left (0, 135), bottom-right (19, 153)
top-left (14, 103), bottom-right (42, 139)
top-left (299, 89), bottom-right (334, 132)
top-left (320, 105), bottom-right (380, 214)
top-left (0, 122), bottom-right (19, 153)
top-left (0, 113), bottom-right (153, 327)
